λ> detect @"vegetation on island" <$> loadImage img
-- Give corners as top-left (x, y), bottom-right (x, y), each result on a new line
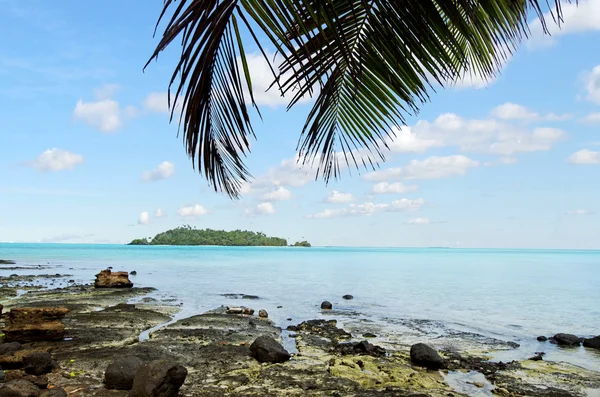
top-left (292, 241), bottom-right (311, 248)
top-left (128, 226), bottom-right (307, 247)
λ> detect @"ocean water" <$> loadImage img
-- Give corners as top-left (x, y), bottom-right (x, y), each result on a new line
top-left (1, 244), bottom-right (599, 370)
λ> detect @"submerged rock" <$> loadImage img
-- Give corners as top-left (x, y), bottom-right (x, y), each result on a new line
top-left (250, 336), bottom-right (291, 363)
top-left (342, 294), bottom-right (354, 300)
top-left (410, 343), bottom-right (445, 369)
top-left (0, 379), bottom-right (40, 396)
top-left (321, 301), bottom-right (332, 310)
top-left (129, 360), bottom-right (187, 397)
top-left (104, 356), bottom-right (143, 390)
top-left (0, 260), bottom-right (16, 265)
top-left (536, 336), bottom-right (548, 342)
top-left (363, 333), bottom-right (377, 338)
top-left (94, 269), bottom-right (133, 288)
top-left (23, 352), bottom-right (52, 376)
top-left (551, 333), bottom-right (581, 346)
top-left (583, 335), bottom-right (600, 350)
top-left (3, 307), bottom-right (69, 343)
top-left (130, 271), bottom-right (137, 275)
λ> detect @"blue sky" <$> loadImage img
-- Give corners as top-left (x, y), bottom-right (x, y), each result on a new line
top-left (1, 0), bottom-right (600, 248)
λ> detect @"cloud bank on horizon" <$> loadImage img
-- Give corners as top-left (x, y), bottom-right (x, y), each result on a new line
top-left (1, 0), bottom-right (600, 249)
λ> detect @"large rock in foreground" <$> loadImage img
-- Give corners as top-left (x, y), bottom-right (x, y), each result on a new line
top-left (583, 335), bottom-right (600, 350)
top-left (410, 343), bottom-right (445, 369)
top-left (105, 356), bottom-right (143, 390)
top-left (95, 269), bottom-right (133, 288)
top-left (23, 352), bottom-right (53, 375)
top-left (3, 308), bottom-right (69, 343)
top-left (552, 333), bottom-right (581, 346)
top-left (250, 336), bottom-right (291, 364)
top-left (129, 360), bottom-right (187, 397)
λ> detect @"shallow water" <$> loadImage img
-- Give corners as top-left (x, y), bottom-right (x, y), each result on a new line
top-left (1, 244), bottom-right (599, 370)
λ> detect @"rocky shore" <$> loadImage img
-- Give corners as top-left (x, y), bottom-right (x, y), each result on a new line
top-left (1, 269), bottom-right (599, 396)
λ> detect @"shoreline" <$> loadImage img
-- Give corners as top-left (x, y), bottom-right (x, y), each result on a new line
top-left (1, 271), bottom-right (599, 396)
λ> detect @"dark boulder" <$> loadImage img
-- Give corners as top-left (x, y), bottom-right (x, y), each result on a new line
top-left (320, 301), bottom-right (332, 310)
top-left (552, 333), bottom-right (581, 346)
top-left (0, 379), bottom-right (40, 397)
top-left (342, 295), bottom-right (354, 300)
top-left (0, 260), bottom-right (16, 265)
top-left (130, 271), bottom-right (137, 275)
top-left (410, 343), bottom-right (445, 369)
top-left (536, 336), bottom-right (548, 342)
top-left (129, 360), bottom-right (187, 397)
top-left (23, 353), bottom-right (52, 376)
top-left (363, 333), bottom-right (377, 338)
top-left (340, 341), bottom-right (385, 357)
top-left (250, 336), bottom-right (291, 364)
top-left (528, 352), bottom-right (545, 361)
top-left (104, 356), bottom-right (143, 390)
top-left (40, 389), bottom-right (66, 397)
top-left (583, 336), bottom-right (600, 350)
top-left (0, 343), bottom-right (22, 356)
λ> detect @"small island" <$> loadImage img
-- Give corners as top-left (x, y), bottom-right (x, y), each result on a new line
top-left (128, 226), bottom-right (310, 247)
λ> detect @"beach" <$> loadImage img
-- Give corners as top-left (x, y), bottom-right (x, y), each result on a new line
top-left (1, 244), bottom-right (600, 396)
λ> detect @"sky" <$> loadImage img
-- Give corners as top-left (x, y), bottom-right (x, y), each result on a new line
top-left (1, 0), bottom-right (599, 248)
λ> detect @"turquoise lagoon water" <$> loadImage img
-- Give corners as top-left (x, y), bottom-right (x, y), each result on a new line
top-left (1, 244), bottom-right (599, 370)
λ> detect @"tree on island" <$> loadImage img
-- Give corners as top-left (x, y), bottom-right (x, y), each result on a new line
top-left (145, 0), bottom-right (570, 198)
top-left (292, 241), bottom-right (312, 248)
top-left (128, 226), bottom-right (297, 247)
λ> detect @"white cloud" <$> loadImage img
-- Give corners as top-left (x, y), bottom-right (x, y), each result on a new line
top-left (568, 149), bottom-right (600, 164)
top-left (372, 181), bottom-right (418, 194)
top-left (325, 190), bottom-right (354, 204)
top-left (491, 103), bottom-right (539, 121)
top-left (154, 208), bottom-right (166, 218)
top-left (245, 202), bottom-right (276, 216)
top-left (584, 65), bottom-right (600, 105)
top-left (72, 98), bottom-right (122, 132)
top-left (141, 161), bottom-right (175, 182)
top-left (138, 212), bottom-right (150, 225)
top-left (262, 186), bottom-right (292, 201)
top-left (178, 204), bottom-right (208, 218)
top-left (385, 126), bottom-right (442, 153)
top-left (143, 92), bottom-right (178, 113)
top-left (309, 198), bottom-right (424, 218)
top-left (580, 112), bottom-right (600, 124)
top-left (567, 209), bottom-right (594, 216)
top-left (407, 217), bottom-right (431, 225)
top-left (499, 157), bottom-right (519, 165)
top-left (239, 53), bottom-right (314, 108)
top-left (28, 148), bottom-right (84, 172)
top-left (94, 84), bottom-right (120, 100)
top-left (527, 0), bottom-right (600, 49)
top-left (364, 155), bottom-right (479, 182)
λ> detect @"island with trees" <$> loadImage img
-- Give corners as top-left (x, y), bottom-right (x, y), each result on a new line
top-left (128, 226), bottom-right (310, 247)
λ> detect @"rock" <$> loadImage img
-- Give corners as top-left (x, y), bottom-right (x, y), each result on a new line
top-left (104, 356), bottom-right (143, 390)
top-left (39, 389), bottom-right (66, 397)
top-left (528, 352), bottom-right (545, 361)
top-left (226, 307), bottom-right (244, 315)
top-left (362, 333), bottom-right (377, 338)
top-left (339, 340), bottom-right (385, 357)
top-left (0, 371), bottom-right (4, 383)
top-left (536, 336), bottom-right (548, 342)
top-left (23, 353), bottom-right (52, 375)
top-left (0, 260), bottom-right (16, 265)
top-left (0, 343), bottom-right (22, 356)
top-left (0, 379), bottom-right (40, 397)
top-left (242, 295), bottom-right (259, 300)
top-left (130, 271), bottom-right (137, 275)
top-left (94, 269), bottom-right (133, 288)
top-left (552, 333), bottom-right (581, 346)
top-left (3, 308), bottom-right (69, 343)
top-left (410, 343), bottom-right (445, 369)
top-left (243, 308), bottom-right (255, 316)
top-left (320, 301), bottom-right (332, 310)
top-left (0, 304), bottom-right (3, 316)
top-left (4, 373), bottom-right (48, 389)
top-left (258, 310), bottom-right (268, 318)
top-left (129, 360), bottom-right (187, 397)
top-left (472, 381), bottom-right (485, 388)
top-left (277, 306), bottom-right (283, 309)
top-left (342, 295), bottom-right (353, 300)
top-left (250, 336), bottom-right (291, 364)
top-left (583, 335), bottom-right (600, 350)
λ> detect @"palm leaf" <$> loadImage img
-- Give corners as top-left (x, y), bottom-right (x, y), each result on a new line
top-left (148, 0), bottom-right (572, 197)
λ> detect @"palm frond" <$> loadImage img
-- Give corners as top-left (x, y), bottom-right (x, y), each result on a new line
top-left (148, 0), bottom-right (571, 196)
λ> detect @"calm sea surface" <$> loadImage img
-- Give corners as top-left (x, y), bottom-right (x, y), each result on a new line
top-left (1, 244), bottom-right (599, 370)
